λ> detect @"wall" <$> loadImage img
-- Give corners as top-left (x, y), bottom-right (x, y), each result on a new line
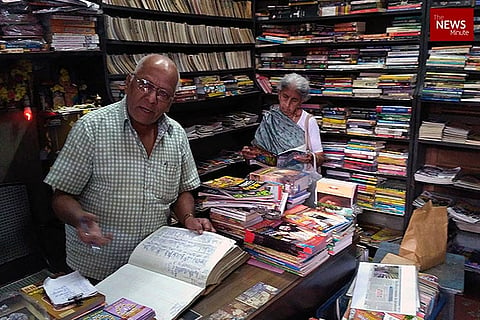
top-left (0, 110), bottom-right (67, 285)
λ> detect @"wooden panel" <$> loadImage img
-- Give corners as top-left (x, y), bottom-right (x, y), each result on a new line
top-left (425, 146), bottom-right (480, 174)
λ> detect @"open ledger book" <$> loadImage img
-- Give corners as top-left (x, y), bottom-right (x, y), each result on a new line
top-left (96, 226), bottom-right (249, 320)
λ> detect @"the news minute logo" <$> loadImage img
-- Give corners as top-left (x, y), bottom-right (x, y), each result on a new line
top-left (430, 8), bottom-right (474, 41)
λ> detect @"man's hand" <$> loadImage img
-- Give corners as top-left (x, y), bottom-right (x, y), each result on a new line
top-left (184, 216), bottom-right (216, 234)
top-left (77, 212), bottom-right (113, 247)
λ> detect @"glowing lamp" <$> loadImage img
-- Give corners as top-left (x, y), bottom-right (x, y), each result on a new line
top-left (23, 106), bottom-right (33, 121)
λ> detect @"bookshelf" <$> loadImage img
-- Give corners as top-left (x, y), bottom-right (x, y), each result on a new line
top-left (100, 0), bottom-right (262, 178)
top-left (412, 1), bottom-right (480, 271)
top-left (254, 0), bottom-right (427, 232)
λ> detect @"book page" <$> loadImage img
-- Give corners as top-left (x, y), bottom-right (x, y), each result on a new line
top-left (128, 226), bottom-right (236, 287)
top-left (96, 264), bottom-right (203, 320)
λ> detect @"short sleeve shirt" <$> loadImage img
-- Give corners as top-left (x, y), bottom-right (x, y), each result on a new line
top-left (44, 98), bottom-right (200, 280)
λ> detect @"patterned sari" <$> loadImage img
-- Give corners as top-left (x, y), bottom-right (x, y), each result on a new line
top-left (253, 105), bottom-right (305, 155)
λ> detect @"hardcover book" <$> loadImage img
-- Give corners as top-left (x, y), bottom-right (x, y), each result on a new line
top-left (96, 226), bottom-right (249, 320)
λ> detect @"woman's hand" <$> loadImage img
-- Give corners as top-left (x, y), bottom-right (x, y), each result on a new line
top-left (294, 153), bottom-right (314, 163)
top-left (241, 145), bottom-right (261, 160)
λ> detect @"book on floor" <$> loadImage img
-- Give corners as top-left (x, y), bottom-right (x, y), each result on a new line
top-left (96, 226), bottom-right (249, 320)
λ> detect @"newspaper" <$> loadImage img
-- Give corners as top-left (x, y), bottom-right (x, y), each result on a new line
top-left (350, 262), bottom-right (419, 316)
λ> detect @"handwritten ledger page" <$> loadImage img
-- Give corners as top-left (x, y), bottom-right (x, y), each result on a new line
top-left (96, 226), bottom-right (240, 320)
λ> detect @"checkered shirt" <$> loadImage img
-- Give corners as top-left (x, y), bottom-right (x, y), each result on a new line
top-left (44, 98), bottom-right (200, 280)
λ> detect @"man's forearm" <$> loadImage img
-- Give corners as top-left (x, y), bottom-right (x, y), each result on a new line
top-left (52, 190), bottom-right (84, 227)
top-left (172, 191), bottom-right (196, 225)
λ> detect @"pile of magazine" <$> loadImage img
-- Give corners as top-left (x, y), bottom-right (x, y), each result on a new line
top-left (414, 165), bottom-right (461, 184)
top-left (453, 173), bottom-right (480, 191)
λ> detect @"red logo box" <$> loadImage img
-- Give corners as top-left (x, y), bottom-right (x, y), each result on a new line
top-left (430, 8), bottom-right (474, 41)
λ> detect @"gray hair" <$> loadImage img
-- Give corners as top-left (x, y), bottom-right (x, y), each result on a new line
top-left (277, 73), bottom-right (311, 102)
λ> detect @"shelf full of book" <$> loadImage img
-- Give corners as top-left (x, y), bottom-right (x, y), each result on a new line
top-left (100, 0), bottom-right (262, 181)
top-left (254, 0), bottom-right (425, 232)
top-left (411, 1), bottom-right (480, 272)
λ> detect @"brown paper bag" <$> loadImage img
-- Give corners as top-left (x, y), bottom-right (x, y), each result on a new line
top-left (399, 201), bottom-right (448, 271)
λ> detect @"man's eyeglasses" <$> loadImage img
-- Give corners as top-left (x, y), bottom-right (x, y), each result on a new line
top-left (131, 74), bottom-right (173, 103)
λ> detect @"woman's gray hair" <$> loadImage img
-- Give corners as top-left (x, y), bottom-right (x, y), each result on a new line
top-left (277, 73), bottom-right (311, 102)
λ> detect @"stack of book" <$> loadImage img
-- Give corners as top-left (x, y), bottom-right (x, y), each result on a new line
top-left (322, 140), bottom-right (347, 168)
top-left (343, 139), bottom-right (385, 173)
top-left (442, 123), bottom-right (470, 144)
top-left (374, 179), bottom-right (406, 215)
top-left (199, 176), bottom-right (283, 239)
top-left (20, 272), bottom-right (107, 320)
top-left (377, 73), bottom-right (416, 99)
top-left (422, 71), bottom-right (466, 102)
top-left (195, 149), bottom-right (244, 176)
top-left (376, 147), bottom-right (409, 176)
top-left (387, 0), bottom-right (423, 11)
top-left (321, 106), bottom-right (349, 133)
top-left (326, 48), bottom-right (360, 69)
top-left (346, 108), bottom-right (377, 136)
top-left (418, 120), bottom-right (445, 141)
top-left (385, 45), bottom-right (420, 69)
top-left (284, 204), bottom-right (356, 255)
top-left (375, 105), bottom-right (411, 139)
top-left (322, 76), bottom-right (354, 96)
top-left (453, 173), bottom-right (480, 191)
top-left (426, 45), bottom-right (471, 69)
top-left (243, 177), bottom-right (357, 276)
top-left (333, 21), bottom-right (366, 41)
top-left (462, 80), bottom-right (480, 102)
top-left (174, 78), bottom-right (198, 103)
top-left (412, 190), bottom-right (454, 209)
top-left (357, 48), bottom-right (388, 69)
top-left (0, 6), bottom-right (48, 53)
top-left (385, 16), bottom-right (422, 40)
top-left (305, 47), bottom-right (329, 69)
top-left (243, 217), bottom-right (332, 276)
top-left (465, 46), bottom-right (480, 71)
top-left (350, 173), bottom-right (384, 210)
top-left (249, 167), bottom-right (312, 209)
top-left (349, 0), bottom-right (386, 14)
top-left (255, 74), bottom-right (274, 94)
top-left (47, 14), bottom-right (100, 51)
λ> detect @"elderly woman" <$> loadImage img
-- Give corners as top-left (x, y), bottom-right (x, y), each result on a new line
top-left (242, 73), bottom-right (324, 171)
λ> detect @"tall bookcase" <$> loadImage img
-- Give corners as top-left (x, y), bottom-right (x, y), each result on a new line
top-left (254, 0), bottom-right (426, 232)
top-left (100, 0), bottom-right (262, 179)
top-left (412, 2), bottom-right (480, 272)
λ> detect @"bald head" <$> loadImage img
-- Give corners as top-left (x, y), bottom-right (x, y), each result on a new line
top-left (135, 54), bottom-right (180, 89)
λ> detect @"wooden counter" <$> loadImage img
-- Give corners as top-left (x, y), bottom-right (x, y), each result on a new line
top-left (190, 245), bottom-right (357, 319)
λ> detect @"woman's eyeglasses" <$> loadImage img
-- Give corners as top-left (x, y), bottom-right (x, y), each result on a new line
top-left (131, 74), bottom-right (173, 103)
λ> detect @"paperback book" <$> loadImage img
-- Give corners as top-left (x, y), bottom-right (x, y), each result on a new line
top-left (244, 219), bottom-right (330, 256)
